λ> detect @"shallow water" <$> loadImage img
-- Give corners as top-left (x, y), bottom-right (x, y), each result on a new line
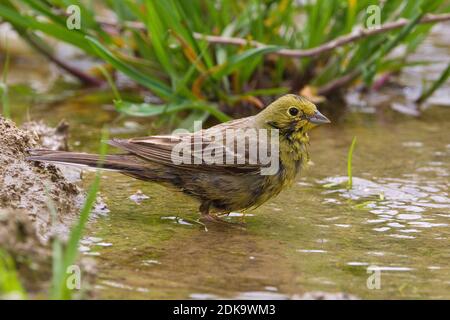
top-left (90, 109), bottom-right (449, 299)
top-left (11, 99), bottom-right (448, 299)
top-left (4, 24), bottom-right (450, 299)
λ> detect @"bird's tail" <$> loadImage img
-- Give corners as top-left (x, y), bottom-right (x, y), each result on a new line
top-left (27, 149), bottom-right (145, 173)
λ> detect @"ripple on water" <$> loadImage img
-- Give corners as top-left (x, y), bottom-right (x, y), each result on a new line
top-left (402, 141), bottom-right (423, 148)
top-left (367, 266), bottom-right (413, 272)
top-left (319, 174), bottom-right (450, 238)
top-left (373, 227), bottom-right (390, 232)
top-left (367, 251), bottom-right (386, 256)
top-left (408, 221), bottom-right (448, 228)
top-left (264, 286), bottom-right (278, 292)
top-left (367, 219), bottom-right (388, 223)
top-left (101, 280), bottom-right (149, 293)
top-left (193, 290), bottom-right (359, 300)
top-left (129, 190), bottom-right (150, 204)
top-left (190, 293), bottom-right (219, 300)
top-left (399, 229), bottom-right (419, 233)
top-left (234, 291), bottom-right (289, 300)
top-left (142, 259), bottom-right (161, 266)
top-left (427, 266), bottom-right (441, 270)
top-left (95, 242), bottom-right (113, 247)
top-left (161, 216), bottom-right (194, 226)
top-left (389, 234), bottom-right (415, 239)
top-left (79, 236), bottom-right (111, 255)
top-left (346, 262), bottom-right (369, 266)
top-left (397, 214), bottom-right (422, 220)
top-left (387, 222), bottom-right (404, 228)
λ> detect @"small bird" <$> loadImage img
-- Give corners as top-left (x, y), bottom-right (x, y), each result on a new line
top-left (28, 95), bottom-right (330, 223)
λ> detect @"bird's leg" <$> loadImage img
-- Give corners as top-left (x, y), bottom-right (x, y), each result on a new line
top-left (199, 201), bottom-right (216, 223)
top-left (240, 209), bottom-right (248, 224)
top-left (199, 201), bottom-right (229, 224)
top-left (199, 203), bottom-right (228, 224)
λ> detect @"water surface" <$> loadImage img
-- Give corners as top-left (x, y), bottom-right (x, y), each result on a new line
top-left (84, 108), bottom-right (449, 299)
top-left (5, 24), bottom-right (450, 300)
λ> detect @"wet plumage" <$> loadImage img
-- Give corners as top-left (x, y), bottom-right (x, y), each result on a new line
top-left (28, 95), bottom-right (330, 222)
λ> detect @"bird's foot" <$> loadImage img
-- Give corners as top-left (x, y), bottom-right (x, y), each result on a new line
top-left (200, 213), bottom-right (246, 228)
top-left (218, 211), bottom-right (248, 224)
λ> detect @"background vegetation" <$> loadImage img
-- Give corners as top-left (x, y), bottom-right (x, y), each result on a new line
top-left (1, 0), bottom-right (449, 126)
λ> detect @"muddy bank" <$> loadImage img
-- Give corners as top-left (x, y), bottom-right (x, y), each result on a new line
top-left (0, 116), bottom-right (81, 241)
top-left (0, 208), bottom-right (51, 294)
top-left (21, 120), bottom-right (70, 152)
top-left (0, 116), bottom-right (98, 297)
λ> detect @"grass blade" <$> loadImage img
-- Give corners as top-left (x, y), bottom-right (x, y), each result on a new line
top-left (0, 4), bottom-right (95, 55)
top-left (86, 36), bottom-right (175, 99)
top-left (97, 65), bottom-right (122, 101)
top-left (212, 46), bottom-right (282, 79)
top-left (347, 136), bottom-right (357, 190)
top-left (416, 61), bottom-right (450, 104)
top-left (144, 0), bottom-right (176, 78)
top-left (115, 100), bottom-right (232, 122)
top-left (0, 84), bottom-right (9, 120)
top-left (0, 250), bottom-right (26, 299)
top-left (0, 34), bottom-right (11, 119)
top-left (50, 129), bottom-right (109, 299)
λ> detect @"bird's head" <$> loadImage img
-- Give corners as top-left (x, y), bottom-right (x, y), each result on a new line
top-left (257, 94), bottom-right (330, 135)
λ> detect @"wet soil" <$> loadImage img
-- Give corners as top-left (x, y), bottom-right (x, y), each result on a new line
top-left (0, 116), bottom-right (81, 241)
top-left (0, 117), bottom-right (88, 296)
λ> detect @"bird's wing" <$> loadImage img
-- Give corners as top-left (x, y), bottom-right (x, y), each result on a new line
top-left (108, 118), bottom-right (276, 174)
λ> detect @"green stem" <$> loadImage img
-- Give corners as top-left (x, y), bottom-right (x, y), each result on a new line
top-left (416, 61), bottom-right (450, 104)
top-left (347, 137), bottom-right (357, 190)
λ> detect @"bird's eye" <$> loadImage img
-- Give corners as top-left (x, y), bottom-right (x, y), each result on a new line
top-left (288, 107), bottom-right (299, 116)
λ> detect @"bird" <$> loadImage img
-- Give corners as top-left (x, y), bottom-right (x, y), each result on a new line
top-left (27, 94), bottom-right (330, 223)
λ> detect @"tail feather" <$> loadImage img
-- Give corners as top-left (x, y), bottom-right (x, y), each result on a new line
top-left (27, 149), bottom-right (145, 173)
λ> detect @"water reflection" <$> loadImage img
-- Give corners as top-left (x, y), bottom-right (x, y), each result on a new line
top-left (318, 168), bottom-right (449, 239)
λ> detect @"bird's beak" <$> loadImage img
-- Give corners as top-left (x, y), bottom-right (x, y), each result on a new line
top-left (307, 110), bottom-right (330, 124)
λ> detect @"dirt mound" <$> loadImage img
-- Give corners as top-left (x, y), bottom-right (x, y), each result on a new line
top-left (21, 120), bottom-right (70, 151)
top-left (0, 117), bottom-right (102, 297)
top-left (0, 116), bottom-right (80, 241)
top-left (0, 208), bottom-right (51, 294)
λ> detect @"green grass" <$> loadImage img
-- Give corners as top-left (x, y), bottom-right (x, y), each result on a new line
top-left (1, 0), bottom-right (449, 123)
top-left (50, 128), bottom-right (108, 300)
top-left (0, 250), bottom-right (26, 299)
top-left (97, 64), bottom-right (122, 101)
top-left (347, 136), bottom-right (357, 190)
top-left (0, 34), bottom-right (11, 119)
top-left (416, 61), bottom-right (450, 104)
